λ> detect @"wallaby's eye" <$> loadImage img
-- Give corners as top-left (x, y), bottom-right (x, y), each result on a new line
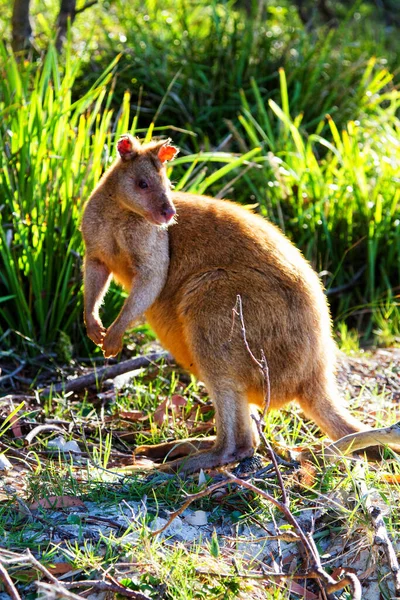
top-left (138, 180), bottom-right (148, 189)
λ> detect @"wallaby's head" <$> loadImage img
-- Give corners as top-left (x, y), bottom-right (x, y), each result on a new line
top-left (115, 135), bottom-right (179, 226)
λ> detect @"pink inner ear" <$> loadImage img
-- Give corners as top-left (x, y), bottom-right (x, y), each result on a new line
top-left (117, 137), bottom-right (133, 156)
top-left (158, 145), bottom-right (178, 163)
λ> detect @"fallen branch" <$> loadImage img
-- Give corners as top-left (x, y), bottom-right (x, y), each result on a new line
top-left (325, 421), bottom-right (400, 456)
top-left (0, 549), bottom-right (151, 600)
top-left (0, 440), bottom-right (39, 466)
top-left (354, 462), bottom-right (400, 596)
top-left (0, 562), bottom-right (22, 600)
top-left (0, 361), bottom-right (26, 385)
top-left (369, 506), bottom-right (400, 594)
top-left (224, 472), bottom-right (362, 600)
top-left (35, 582), bottom-right (84, 600)
top-left (61, 578), bottom-right (152, 599)
top-left (40, 351), bottom-right (171, 396)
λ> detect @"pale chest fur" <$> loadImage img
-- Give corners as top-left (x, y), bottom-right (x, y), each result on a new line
top-left (83, 201), bottom-right (170, 295)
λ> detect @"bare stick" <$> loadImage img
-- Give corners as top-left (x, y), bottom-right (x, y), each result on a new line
top-left (35, 582), bottom-right (85, 600)
top-left (369, 506), bottom-right (400, 594)
top-left (151, 479), bottom-right (231, 536)
top-left (25, 424), bottom-right (65, 444)
top-left (61, 579), bottom-right (151, 599)
top-left (224, 472), bottom-right (362, 599)
top-left (0, 361), bottom-right (26, 384)
top-left (232, 294), bottom-right (362, 598)
top-left (0, 440), bottom-right (39, 465)
top-left (231, 295), bottom-right (270, 417)
top-left (232, 295), bottom-right (288, 505)
top-left (354, 462), bottom-right (400, 596)
top-left (324, 421), bottom-right (400, 456)
top-left (0, 562), bottom-right (22, 600)
top-left (74, 0), bottom-right (97, 14)
top-left (40, 351), bottom-right (170, 396)
top-left (0, 549), bottom-right (150, 600)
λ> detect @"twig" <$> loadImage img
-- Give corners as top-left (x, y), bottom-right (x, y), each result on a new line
top-left (35, 582), bottom-right (83, 600)
top-left (0, 549), bottom-right (150, 600)
top-left (151, 479), bottom-right (231, 536)
top-left (40, 351), bottom-right (171, 396)
top-left (61, 579), bottom-right (152, 599)
top-left (25, 424), bottom-right (65, 444)
top-left (74, 0), bottom-right (97, 14)
top-left (0, 440), bottom-right (39, 465)
top-left (354, 462), bottom-right (400, 596)
top-left (231, 295), bottom-right (270, 418)
top-left (0, 361), bottom-right (26, 385)
top-left (0, 562), bottom-right (22, 600)
top-left (325, 266), bottom-right (366, 296)
top-left (232, 294), bottom-right (288, 503)
top-left (324, 421), bottom-right (400, 456)
top-left (196, 566), bottom-right (359, 589)
top-left (224, 472), bottom-right (362, 599)
top-left (369, 506), bottom-right (400, 595)
top-left (232, 297), bottom-right (362, 599)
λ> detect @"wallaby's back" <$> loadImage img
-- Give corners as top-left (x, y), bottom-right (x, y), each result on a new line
top-left (147, 192), bottom-right (337, 413)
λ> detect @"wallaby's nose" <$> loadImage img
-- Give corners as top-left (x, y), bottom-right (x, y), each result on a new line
top-left (161, 203), bottom-right (176, 222)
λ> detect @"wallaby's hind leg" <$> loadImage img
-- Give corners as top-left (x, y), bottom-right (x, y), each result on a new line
top-left (297, 378), bottom-right (369, 441)
top-left (153, 381), bottom-right (259, 474)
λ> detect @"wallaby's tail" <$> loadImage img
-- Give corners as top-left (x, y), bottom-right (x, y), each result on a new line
top-left (298, 382), bottom-right (369, 441)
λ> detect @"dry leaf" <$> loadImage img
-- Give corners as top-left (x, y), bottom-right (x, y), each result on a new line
top-left (29, 495), bottom-right (86, 510)
top-left (381, 473), bottom-right (400, 484)
top-left (46, 562), bottom-right (74, 575)
top-left (154, 398), bottom-right (169, 426)
top-left (289, 581), bottom-right (319, 599)
top-left (118, 410), bottom-right (147, 422)
top-left (171, 394), bottom-right (187, 408)
top-left (10, 414), bottom-right (23, 438)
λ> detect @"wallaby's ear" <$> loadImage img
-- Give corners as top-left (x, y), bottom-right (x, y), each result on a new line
top-left (158, 142), bottom-right (179, 163)
top-left (117, 135), bottom-right (139, 161)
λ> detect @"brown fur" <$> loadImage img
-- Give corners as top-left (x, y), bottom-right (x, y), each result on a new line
top-left (81, 136), bottom-right (369, 473)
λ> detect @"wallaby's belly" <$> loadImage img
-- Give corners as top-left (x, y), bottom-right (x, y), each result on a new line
top-left (145, 302), bottom-right (200, 377)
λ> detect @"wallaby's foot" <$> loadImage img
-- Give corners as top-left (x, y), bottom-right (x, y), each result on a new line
top-left (232, 453), bottom-right (264, 476)
top-left (154, 443), bottom-right (256, 475)
top-left (134, 437), bottom-right (216, 462)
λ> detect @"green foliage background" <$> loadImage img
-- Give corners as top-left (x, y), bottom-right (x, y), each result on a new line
top-left (0, 0), bottom-right (399, 353)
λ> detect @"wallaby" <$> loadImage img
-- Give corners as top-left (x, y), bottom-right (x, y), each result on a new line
top-left (81, 135), bottom-right (369, 473)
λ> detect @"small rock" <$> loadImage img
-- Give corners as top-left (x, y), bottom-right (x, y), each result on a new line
top-left (0, 453), bottom-right (12, 472)
top-left (184, 510), bottom-right (208, 526)
top-left (48, 436), bottom-right (81, 454)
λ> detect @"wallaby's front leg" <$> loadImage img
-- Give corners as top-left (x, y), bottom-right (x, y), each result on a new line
top-left (102, 271), bottom-right (165, 358)
top-left (84, 258), bottom-right (111, 346)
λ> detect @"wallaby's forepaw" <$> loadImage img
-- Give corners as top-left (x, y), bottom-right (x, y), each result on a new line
top-left (102, 327), bottom-right (123, 358)
top-left (86, 319), bottom-right (107, 347)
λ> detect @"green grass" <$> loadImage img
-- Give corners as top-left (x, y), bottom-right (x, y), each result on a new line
top-left (0, 43), bottom-right (124, 350)
top-left (1, 1), bottom-right (399, 351)
top-left (0, 42), bottom-right (259, 352)
top-left (1, 362), bottom-right (400, 599)
top-left (234, 67), bottom-right (400, 340)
